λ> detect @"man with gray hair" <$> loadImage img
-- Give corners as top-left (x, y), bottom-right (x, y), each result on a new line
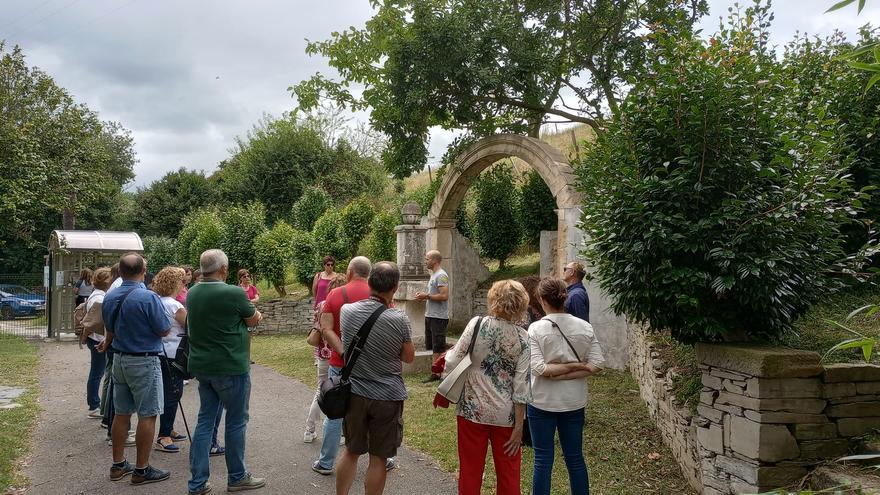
top-left (312, 256), bottom-right (373, 476)
top-left (186, 249), bottom-right (265, 494)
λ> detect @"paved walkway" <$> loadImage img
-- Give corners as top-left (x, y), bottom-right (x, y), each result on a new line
top-left (26, 342), bottom-right (457, 494)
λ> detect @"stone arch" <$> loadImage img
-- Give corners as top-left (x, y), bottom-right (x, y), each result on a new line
top-left (417, 134), bottom-right (627, 369)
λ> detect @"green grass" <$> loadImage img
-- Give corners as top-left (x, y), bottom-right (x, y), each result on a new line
top-left (251, 333), bottom-right (693, 494)
top-left (481, 252), bottom-right (541, 287)
top-left (252, 266), bottom-right (311, 302)
top-left (0, 334), bottom-right (40, 491)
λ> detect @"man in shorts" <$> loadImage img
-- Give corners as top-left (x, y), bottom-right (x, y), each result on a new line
top-left (416, 250), bottom-right (449, 382)
top-left (99, 253), bottom-right (171, 485)
top-left (336, 262), bottom-right (415, 495)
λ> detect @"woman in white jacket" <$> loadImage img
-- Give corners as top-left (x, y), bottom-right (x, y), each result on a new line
top-left (527, 277), bottom-right (605, 495)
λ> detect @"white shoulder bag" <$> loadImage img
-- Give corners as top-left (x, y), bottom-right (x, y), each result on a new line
top-left (436, 316), bottom-right (484, 403)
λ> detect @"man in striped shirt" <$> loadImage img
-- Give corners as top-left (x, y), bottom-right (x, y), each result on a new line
top-left (335, 262), bottom-right (415, 495)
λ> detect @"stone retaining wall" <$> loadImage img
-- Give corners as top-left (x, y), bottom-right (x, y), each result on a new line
top-left (253, 298), bottom-right (314, 334)
top-left (472, 289), bottom-right (488, 316)
top-left (695, 344), bottom-right (879, 494)
top-left (629, 326), bottom-right (702, 492)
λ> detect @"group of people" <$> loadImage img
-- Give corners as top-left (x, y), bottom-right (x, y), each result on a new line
top-left (77, 246), bottom-right (601, 495)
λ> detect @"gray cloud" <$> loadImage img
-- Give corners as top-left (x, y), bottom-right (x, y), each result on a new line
top-left (2, 0), bottom-right (876, 187)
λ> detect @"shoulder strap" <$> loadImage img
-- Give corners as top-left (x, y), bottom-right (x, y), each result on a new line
top-left (109, 287), bottom-right (138, 333)
top-left (543, 317), bottom-right (581, 362)
top-left (341, 305), bottom-right (387, 380)
top-left (466, 316), bottom-right (484, 355)
top-left (341, 286), bottom-right (349, 304)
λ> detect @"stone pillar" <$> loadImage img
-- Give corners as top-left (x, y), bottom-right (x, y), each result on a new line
top-left (539, 230), bottom-right (558, 277)
top-left (394, 202), bottom-right (434, 374)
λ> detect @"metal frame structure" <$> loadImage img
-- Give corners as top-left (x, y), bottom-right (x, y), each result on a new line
top-left (47, 230), bottom-right (143, 338)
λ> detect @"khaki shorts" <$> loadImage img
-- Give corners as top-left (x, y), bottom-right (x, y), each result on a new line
top-left (343, 394), bottom-right (403, 459)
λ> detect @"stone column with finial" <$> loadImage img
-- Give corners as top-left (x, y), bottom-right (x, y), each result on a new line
top-left (394, 202), bottom-right (435, 374)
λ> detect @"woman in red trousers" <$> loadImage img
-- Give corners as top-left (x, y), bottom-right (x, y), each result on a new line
top-left (443, 279), bottom-right (532, 495)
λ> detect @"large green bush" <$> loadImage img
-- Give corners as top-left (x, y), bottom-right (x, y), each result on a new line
top-left (254, 221), bottom-right (295, 296)
top-left (291, 229), bottom-right (319, 288)
top-left (312, 209), bottom-right (348, 264)
top-left (576, 7), bottom-right (866, 343)
top-left (472, 165), bottom-right (522, 268)
top-left (291, 186), bottom-right (331, 231)
top-left (177, 209), bottom-right (224, 267)
top-left (220, 202), bottom-right (267, 280)
top-left (339, 198), bottom-right (375, 257)
top-left (518, 170), bottom-right (557, 248)
top-left (142, 236), bottom-right (177, 273)
top-left (361, 209), bottom-right (398, 262)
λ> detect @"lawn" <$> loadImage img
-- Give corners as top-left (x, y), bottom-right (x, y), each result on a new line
top-left (0, 334), bottom-right (40, 492)
top-left (251, 333), bottom-right (692, 495)
top-left (481, 252), bottom-right (541, 287)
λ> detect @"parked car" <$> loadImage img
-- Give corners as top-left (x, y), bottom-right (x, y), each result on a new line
top-left (0, 284), bottom-right (46, 319)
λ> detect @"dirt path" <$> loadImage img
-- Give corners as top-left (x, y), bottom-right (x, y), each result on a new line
top-left (26, 341), bottom-right (456, 494)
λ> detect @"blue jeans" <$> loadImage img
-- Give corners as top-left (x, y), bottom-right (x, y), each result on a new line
top-left (527, 405), bottom-right (589, 495)
top-left (211, 403), bottom-right (224, 449)
top-left (316, 366), bottom-right (343, 469)
top-left (112, 354), bottom-right (163, 417)
top-left (188, 374), bottom-right (251, 491)
top-left (86, 339), bottom-right (106, 410)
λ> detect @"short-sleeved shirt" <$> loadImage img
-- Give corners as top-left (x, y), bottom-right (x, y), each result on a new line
top-left (107, 277), bottom-right (123, 294)
top-left (187, 279), bottom-right (256, 375)
top-left (102, 281), bottom-right (171, 354)
top-left (174, 286), bottom-right (188, 306)
top-left (324, 279), bottom-right (371, 368)
top-left (341, 298), bottom-right (412, 401)
top-left (76, 279), bottom-right (94, 297)
top-left (241, 284), bottom-right (258, 301)
top-left (565, 281), bottom-right (590, 322)
top-left (528, 313), bottom-right (605, 412)
top-left (159, 296), bottom-right (185, 359)
top-left (425, 268), bottom-right (449, 319)
top-left (85, 289), bottom-right (106, 343)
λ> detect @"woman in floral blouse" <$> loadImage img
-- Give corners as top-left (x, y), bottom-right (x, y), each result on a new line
top-left (443, 279), bottom-right (531, 495)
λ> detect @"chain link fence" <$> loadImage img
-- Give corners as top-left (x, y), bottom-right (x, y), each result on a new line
top-left (0, 273), bottom-right (48, 338)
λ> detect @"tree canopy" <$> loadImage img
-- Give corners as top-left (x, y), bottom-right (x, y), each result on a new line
top-left (133, 168), bottom-right (216, 237)
top-left (292, 0), bottom-right (707, 178)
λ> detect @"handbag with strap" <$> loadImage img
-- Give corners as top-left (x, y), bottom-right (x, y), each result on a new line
top-left (436, 316), bottom-right (484, 403)
top-left (318, 303), bottom-right (387, 419)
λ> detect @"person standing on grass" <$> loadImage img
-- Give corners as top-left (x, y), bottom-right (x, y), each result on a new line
top-left (98, 253), bottom-right (172, 485)
top-left (562, 261), bottom-right (590, 322)
top-left (335, 261), bottom-right (415, 495)
top-left (150, 267), bottom-right (189, 454)
top-left (303, 273), bottom-right (346, 444)
top-left (312, 255), bottom-right (337, 306)
top-left (187, 249), bottom-right (265, 494)
top-left (415, 250), bottom-right (449, 383)
top-left (527, 277), bottom-right (604, 495)
top-left (238, 269), bottom-right (259, 303)
top-left (81, 267), bottom-right (112, 418)
top-left (443, 280), bottom-right (531, 495)
top-left (312, 256), bottom-right (373, 476)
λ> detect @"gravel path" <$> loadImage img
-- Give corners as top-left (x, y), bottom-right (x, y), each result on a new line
top-left (26, 341), bottom-right (457, 494)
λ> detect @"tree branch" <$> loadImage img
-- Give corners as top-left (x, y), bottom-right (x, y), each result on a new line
top-left (477, 94), bottom-right (603, 133)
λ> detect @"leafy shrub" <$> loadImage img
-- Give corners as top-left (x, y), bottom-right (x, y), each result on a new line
top-left (220, 202), bottom-right (267, 281)
top-left (576, 7), bottom-right (865, 343)
top-left (177, 209), bottom-right (223, 267)
top-left (472, 165), bottom-right (522, 268)
top-left (518, 170), bottom-right (557, 248)
top-left (339, 197), bottom-right (375, 257)
top-left (142, 236), bottom-right (177, 272)
top-left (254, 221), bottom-right (295, 296)
top-left (312, 209), bottom-right (348, 264)
top-left (291, 186), bottom-right (331, 231)
top-left (291, 229), bottom-right (319, 288)
top-left (361, 209), bottom-right (398, 262)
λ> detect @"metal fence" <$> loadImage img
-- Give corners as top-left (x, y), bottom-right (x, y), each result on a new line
top-left (0, 273), bottom-right (48, 339)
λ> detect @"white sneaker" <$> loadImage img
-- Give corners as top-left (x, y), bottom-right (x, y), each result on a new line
top-left (339, 435), bottom-right (345, 446)
top-left (108, 434), bottom-right (136, 447)
top-left (87, 409), bottom-right (102, 418)
top-left (303, 430), bottom-right (317, 443)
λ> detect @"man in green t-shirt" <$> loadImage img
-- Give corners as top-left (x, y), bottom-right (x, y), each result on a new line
top-left (186, 249), bottom-right (265, 494)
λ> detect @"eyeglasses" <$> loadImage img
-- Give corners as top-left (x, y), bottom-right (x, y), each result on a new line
top-left (325, 262), bottom-right (335, 267)
top-left (240, 275), bottom-right (250, 279)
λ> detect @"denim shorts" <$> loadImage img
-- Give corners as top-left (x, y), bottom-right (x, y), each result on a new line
top-left (112, 354), bottom-right (163, 417)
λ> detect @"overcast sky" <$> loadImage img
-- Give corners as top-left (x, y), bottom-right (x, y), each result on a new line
top-left (2, 0), bottom-right (877, 188)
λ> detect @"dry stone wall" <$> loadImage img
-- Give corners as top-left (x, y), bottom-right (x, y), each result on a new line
top-left (629, 326), bottom-right (702, 492)
top-left (695, 344), bottom-right (880, 495)
top-left (253, 299), bottom-right (314, 334)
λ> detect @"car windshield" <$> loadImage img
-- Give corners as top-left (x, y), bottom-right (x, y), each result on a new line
top-left (0, 285), bottom-right (33, 296)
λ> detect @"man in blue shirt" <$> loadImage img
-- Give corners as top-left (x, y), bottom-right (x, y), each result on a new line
top-left (563, 261), bottom-right (590, 323)
top-left (99, 253), bottom-right (172, 486)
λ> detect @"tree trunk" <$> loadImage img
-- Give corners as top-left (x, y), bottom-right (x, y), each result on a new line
top-left (62, 191), bottom-right (76, 229)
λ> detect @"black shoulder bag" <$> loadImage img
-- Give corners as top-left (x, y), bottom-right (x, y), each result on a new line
top-left (318, 304), bottom-right (387, 419)
top-left (171, 318), bottom-right (194, 380)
